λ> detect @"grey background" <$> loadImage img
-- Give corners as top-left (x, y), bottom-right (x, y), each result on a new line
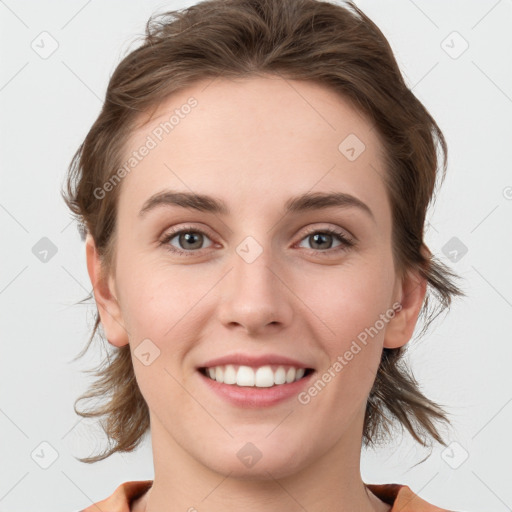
top-left (1, 0), bottom-right (511, 511)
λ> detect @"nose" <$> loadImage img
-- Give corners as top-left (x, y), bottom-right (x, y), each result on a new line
top-left (216, 240), bottom-right (294, 336)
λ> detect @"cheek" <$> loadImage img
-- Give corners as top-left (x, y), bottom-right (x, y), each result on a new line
top-left (296, 259), bottom-right (394, 351)
top-left (118, 257), bottom-right (208, 337)
top-left (116, 262), bottom-right (220, 398)
top-left (120, 268), bottom-right (203, 402)
top-left (293, 258), bottom-right (394, 414)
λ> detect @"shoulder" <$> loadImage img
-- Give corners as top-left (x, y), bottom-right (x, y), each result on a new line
top-left (366, 482), bottom-right (460, 511)
top-left (78, 480), bottom-right (153, 512)
top-left (79, 479), bottom-right (461, 512)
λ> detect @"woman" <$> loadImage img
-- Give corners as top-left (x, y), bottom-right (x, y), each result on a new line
top-left (62, 0), bottom-right (465, 510)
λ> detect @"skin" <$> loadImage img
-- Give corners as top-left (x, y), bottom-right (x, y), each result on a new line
top-left (86, 75), bottom-right (427, 512)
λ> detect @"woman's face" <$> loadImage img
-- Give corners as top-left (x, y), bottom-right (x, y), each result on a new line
top-left (89, 75), bottom-right (423, 479)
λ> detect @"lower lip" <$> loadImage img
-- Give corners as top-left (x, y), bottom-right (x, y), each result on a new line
top-left (198, 370), bottom-right (315, 408)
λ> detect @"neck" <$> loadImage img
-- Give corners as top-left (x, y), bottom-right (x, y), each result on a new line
top-left (135, 413), bottom-right (390, 512)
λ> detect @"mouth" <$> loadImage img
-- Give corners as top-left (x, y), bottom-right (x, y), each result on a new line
top-left (198, 364), bottom-right (315, 388)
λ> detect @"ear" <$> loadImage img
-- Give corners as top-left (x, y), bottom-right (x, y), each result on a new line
top-left (383, 262), bottom-right (428, 350)
top-left (85, 233), bottom-right (129, 347)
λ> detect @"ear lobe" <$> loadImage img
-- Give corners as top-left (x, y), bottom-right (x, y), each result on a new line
top-left (85, 233), bottom-right (129, 347)
top-left (383, 266), bottom-right (427, 349)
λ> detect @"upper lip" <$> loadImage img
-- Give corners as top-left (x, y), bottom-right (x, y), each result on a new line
top-left (199, 353), bottom-right (313, 369)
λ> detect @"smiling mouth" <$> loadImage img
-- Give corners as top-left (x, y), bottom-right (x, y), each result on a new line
top-left (199, 364), bottom-right (314, 388)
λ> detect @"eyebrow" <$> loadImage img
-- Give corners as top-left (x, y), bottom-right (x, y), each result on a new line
top-left (138, 189), bottom-right (375, 221)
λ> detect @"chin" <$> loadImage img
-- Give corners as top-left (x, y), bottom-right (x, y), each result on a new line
top-left (195, 437), bottom-right (312, 481)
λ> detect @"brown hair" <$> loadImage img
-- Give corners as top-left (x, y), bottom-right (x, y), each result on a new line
top-left (62, 0), bottom-right (465, 463)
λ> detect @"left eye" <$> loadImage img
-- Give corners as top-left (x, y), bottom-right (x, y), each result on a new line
top-left (296, 228), bottom-right (354, 252)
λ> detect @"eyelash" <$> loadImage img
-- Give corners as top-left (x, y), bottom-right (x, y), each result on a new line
top-left (159, 224), bottom-right (356, 257)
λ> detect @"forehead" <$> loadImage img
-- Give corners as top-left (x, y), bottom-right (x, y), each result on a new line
top-left (118, 75), bottom-right (388, 219)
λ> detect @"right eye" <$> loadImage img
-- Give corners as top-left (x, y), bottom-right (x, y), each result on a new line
top-left (159, 226), bottom-right (215, 256)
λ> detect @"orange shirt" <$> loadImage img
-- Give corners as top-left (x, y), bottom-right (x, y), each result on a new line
top-left (79, 480), bottom-right (457, 511)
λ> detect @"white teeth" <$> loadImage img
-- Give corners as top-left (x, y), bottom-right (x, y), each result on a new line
top-left (223, 364), bottom-right (237, 384)
top-left (285, 367), bottom-right (296, 383)
top-left (274, 366), bottom-right (286, 385)
top-left (254, 366), bottom-right (274, 387)
top-left (236, 365), bottom-right (255, 386)
top-left (203, 364), bottom-right (309, 387)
